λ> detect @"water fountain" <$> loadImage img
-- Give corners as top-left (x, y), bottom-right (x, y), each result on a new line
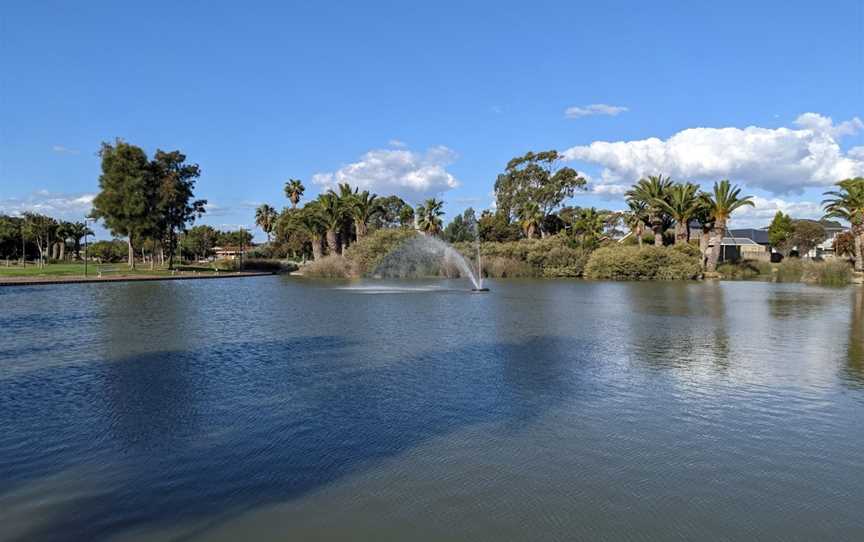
top-left (372, 235), bottom-right (488, 291)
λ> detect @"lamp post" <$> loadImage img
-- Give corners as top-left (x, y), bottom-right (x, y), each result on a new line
top-left (83, 218), bottom-right (93, 278)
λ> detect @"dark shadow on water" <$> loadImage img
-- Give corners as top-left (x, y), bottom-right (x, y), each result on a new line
top-left (0, 334), bottom-right (587, 542)
top-left (843, 288), bottom-right (864, 388)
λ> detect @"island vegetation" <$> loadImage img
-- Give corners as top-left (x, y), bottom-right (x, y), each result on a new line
top-left (2, 140), bottom-right (864, 286)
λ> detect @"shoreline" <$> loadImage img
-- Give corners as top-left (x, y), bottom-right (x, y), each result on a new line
top-left (0, 271), bottom-right (277, 287)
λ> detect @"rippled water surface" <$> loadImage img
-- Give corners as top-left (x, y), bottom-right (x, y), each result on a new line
top-left (2, 277), bottom-right (864, 541)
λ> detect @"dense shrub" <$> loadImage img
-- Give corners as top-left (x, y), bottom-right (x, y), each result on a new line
top-left (584, 244), bottom-right (702, 280)
top-left (241, 259), bottom-right (298, 273)
top-left (344, 228), bottom-right (418, 276)
top-left (481, 256), bottom-right (538, 278)
top-left (455, 234), bottom-right (591, 278)
top-left (301, 255), bottom-right (352, 278)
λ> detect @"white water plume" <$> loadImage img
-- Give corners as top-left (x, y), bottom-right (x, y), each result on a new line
top-left (372, 235), bottom-right (483, 289)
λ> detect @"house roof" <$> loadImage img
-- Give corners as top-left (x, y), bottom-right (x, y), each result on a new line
top-left (720, 237), bottom-right (761, 246)
top-left (727, 228), bottom-right (770, 244)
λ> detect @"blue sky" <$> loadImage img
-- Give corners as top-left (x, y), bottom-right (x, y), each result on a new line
top-left (1, 0), bottom-right (862, 239)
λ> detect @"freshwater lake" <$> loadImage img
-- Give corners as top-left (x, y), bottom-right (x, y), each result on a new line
top-left (2, 277), bottom-right (864, 541)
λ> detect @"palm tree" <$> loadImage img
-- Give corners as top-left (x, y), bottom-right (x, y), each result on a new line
top-left (298, 203), bottom-right (327, 260)
top-left (416, 198), bottom-right (445, 236)
top-left (334, 183), bottom-right (358, 248)
top-left (655, 182), bottom-right (701, 244)
top-left (316, 193), bottom-right (345, 254)
top-left (626, 175), bottom-right (674, 246)
top-left (823, 177), bottom-right (864, 272)
top-left (703, 180), bottom-right (755, 272)
top-left (349, 190), bottom-right (382, 241)
top-left (518, 201), bottom-right (543, 239)
top-left (284, 179), bottom-right (305, 209)
top-left (623, 200), bottom-right (647, 246)
top-left (572, 207), bottom-right (607, 246)
top-left (67, 221), bottom-right (94, 259)
top-left (255, 204), bottom-right (278, 242)
top-left (692, 198), bottom-right (715, 269)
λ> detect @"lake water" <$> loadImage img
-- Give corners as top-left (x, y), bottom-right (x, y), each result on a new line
top-left (2, 277), bottom-right (864, 541)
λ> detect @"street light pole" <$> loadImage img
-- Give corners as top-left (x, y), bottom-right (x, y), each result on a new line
top-left (83, 217), bottom-right (92, 278)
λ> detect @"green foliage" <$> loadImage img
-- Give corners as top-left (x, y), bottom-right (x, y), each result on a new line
top-left (181, 225), bottom-right (218, 259)
top-left (768, 211), bottom-right (794, 253)
top-left (456, 235), bottom-right (591, 277)
top-left (88, 240), bottom-right (127, 262)
top-left (774, 259), bottom-right (804, 282)
top-left (481, 256), bottom-right (538, 278)
top-left (790, 220), bottom-right (826, 255)
top-left (284, 179), bottom-right (305, 208)
top-left (584, 244), bottom-right (702, 281)
top-left (444, 208), bottom-right (478, 243)
top-left (494, 150), bottom-right (587, 232)
top-left (343, 228), bottom-right (418, 276)
top-left (416, 198), bottom-right (444, 235)
top-left (478, 210), bottom-right (521, 242)
top-left (823, 177), bottom-right (864, 270)
top-left (371, 195), bottom-right (414, 229)
top-left (255, 204), bottom-right (278, 241)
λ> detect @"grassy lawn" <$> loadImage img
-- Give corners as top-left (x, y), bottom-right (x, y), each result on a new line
top-left (0, 262), bottom-right (229, 278)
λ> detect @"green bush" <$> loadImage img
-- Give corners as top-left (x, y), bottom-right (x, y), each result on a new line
top-left (301, 255), bottom-right (352, 278)
top-left (241, 259), bottom-right (298, 273)
top-left (583, 244), bottom-right (702, 280)
top-left (455, 234), bottom-right (591, 277)
top-left (482, 256), bottom-right (538, 278)
top-left (344, 228), bottom-right (418, 276)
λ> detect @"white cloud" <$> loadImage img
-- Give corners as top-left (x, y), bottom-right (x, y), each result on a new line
top-left (0, 191), bottom-right (95, 219)
top-left (312, 146), bottom-right (460, 203)
top-left (728, 196), bottom-right (824, 229)
top-left (388, 139), bottom-right (406, 148)
top-left (563, 112), bottom-right (864, 195)
top-left (52, 145), bottom-right (79, 155)
top-left (564, 104), bottom-right (629, 119)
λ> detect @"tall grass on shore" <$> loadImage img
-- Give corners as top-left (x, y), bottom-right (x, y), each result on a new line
top-left (719, 259), bottom-right (853, 286)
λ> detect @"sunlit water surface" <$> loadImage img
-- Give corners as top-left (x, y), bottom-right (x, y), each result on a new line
top-left (2, 277), bottom-right (864, 541)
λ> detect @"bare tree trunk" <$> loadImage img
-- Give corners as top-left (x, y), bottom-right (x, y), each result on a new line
top-left (355, 220), bottom-right (367, 241)
top-left (58, 241), bottom-right (66, 261)
top-left (707, 220), bottom-right (725, 273)
top-left (674, 223), bottom-right (688, 245)
top-left (127, 237), bottom-right (135, 269)
top-left (700, 227), bottom-right (711, 268)
top-left (312, 237), bottom-right (324, 260)
top-left (636, 223), bottom-right (643, 247)
top-left (326, 229), bottom-right (339, 255)
top-left (855, 230), bottom-right (863, 272)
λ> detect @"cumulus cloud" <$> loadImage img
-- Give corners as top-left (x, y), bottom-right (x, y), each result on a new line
top-left (563, 112), bottom-right (864, 195)
top-left (312, 146), bottom-right (460, 202)
top-left (0, 190), bottom-right (95, 219)
top-left (564, 104), bottom-right (629, 119)
top-left (729, 196), bottom-right (824, 229)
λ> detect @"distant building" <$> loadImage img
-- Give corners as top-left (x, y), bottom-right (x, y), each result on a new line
top-left (711, 237), bottom-right (770, 263)
top-left (213, 245), bottom-right (249, 260)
